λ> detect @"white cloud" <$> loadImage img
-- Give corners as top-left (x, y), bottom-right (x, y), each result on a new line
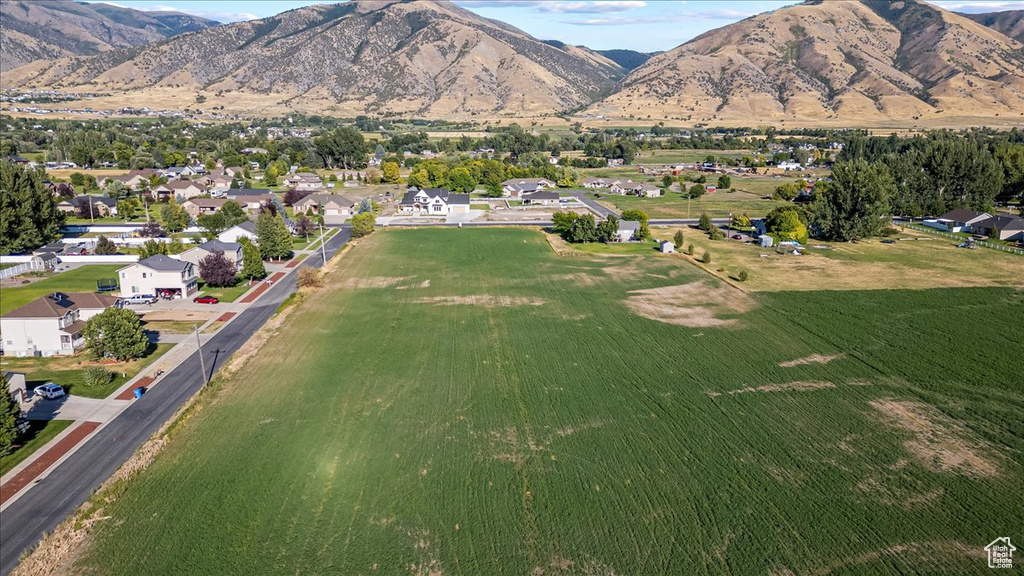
top-left (457, 0), bottom-right (646, 14)
top-left (931, 1), bottom-right (1024, 12)
top-left (565, 8), bottom-right (759, 26)
top-left (144, 5), bottom-right (258, 21)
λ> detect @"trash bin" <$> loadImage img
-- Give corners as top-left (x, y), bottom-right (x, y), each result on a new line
top-left (133, 386), bottom-right (146, 399)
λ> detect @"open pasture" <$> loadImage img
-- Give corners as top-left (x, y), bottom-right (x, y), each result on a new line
top-left (600, 188), bottom-right (790, 219)
top-left (72, 228), bottom-right (1023, 575)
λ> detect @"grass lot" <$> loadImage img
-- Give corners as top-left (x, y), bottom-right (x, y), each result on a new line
top-left (651, 225), bottom-right (1024, 292)
top-left (0, 265), bottom-right (123, 314)
top-left (197, 279), bottom-right (251, 303)
top-left (632, 149), bottom-right (753, 165)
top-left (0, 344), bottom-right (172, 399)
top-left (302, 228), bottom-right (339, 251)
top-left (71, 228), bottom-right (1023, 575)
top-left (599, 189), bottom-right (790, 219)
top-left (0, 420), bottom-right (74, 477)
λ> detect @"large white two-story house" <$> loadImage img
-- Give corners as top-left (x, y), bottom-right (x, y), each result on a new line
top-left (399, 188), bottom-right (471, 215)
top-left (117, 254), bottom-right (198, 299)
top-left (0, 292), bottom-right (117, 357)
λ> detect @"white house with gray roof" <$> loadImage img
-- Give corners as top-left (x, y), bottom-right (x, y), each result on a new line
top-left (177, 240), bottom-right (243, 267)
top-left (399, 188), bottom-right (471, 215)
top-left (0, 292), bottom-right (117, 357)
top-left (218, 221), bottom-right (257, 244)
top-left (117, 254), bottom-right (198, 299)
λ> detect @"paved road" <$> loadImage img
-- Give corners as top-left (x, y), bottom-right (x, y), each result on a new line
top-left (0, 228), bottom-right (351, 576)
top-left (575, 194), bottom-right (619, 218)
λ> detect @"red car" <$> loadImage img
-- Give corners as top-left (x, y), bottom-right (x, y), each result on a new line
top-left (193, 296), bottom-right (219, 304)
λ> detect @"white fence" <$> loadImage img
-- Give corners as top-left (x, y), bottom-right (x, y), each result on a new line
top-left (57, 255), bottom-right (139, 263)
top-left (0, 263), bottom-right (30, 280)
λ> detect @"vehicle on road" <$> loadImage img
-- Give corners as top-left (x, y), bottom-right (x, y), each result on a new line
top-left (881, 239), bottom-right (896, 244)
top-left (732, 234), bottom-right (743, 240)
top-left (35, 383), bottom-right (65, 399)
top-left (120, 294), bottom-right (157, 306)
top-left (193, 296), bottom-right (219, 304)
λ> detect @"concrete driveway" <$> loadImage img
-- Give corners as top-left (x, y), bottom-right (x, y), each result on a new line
top-left (22, 395), bottom-right (130, 423)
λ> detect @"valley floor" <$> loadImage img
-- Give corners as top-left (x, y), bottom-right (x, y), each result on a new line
top-left (60, 228), bottom-right (1023, 575)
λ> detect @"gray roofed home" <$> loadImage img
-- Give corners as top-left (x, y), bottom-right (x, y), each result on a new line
top-left (972, 214), bottom-right (1024, 241)
top-left (522, 190), bottom-right (560, 205)
top-left (138, 253), bottom-right (193, 272)
top-left (615, 220), bottom-right (641, 242)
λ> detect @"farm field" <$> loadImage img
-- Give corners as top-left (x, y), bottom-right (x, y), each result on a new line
top-left (69, 228), bottom-right (1023, 575)
top-left (652, 225), bottom-right (1024, 292)
top-left (0, 265), bottom-right (123, 315)
top-left (599, 188), bottom-right (791, 219)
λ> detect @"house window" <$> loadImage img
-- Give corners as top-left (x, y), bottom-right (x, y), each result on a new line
top-left (132, 285), bottom-right (139, 293)
top-left (121, 272), bottom-right (126, 278)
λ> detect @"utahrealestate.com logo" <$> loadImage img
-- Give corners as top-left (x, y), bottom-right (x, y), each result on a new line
top-left (986, 537), bottom-right (1015, 569)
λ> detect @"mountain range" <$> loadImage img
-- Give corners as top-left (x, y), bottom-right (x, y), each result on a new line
top-left (3, 0), bottom-right (1024, 125)
top-left (0, 0), bottom-right (216, 72)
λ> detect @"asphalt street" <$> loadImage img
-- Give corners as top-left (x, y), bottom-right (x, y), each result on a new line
top-left (0, 228), bottom-right (351, 575)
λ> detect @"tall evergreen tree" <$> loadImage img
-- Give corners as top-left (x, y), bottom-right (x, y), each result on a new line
top-left (0, 161), bottom-right (65, 253)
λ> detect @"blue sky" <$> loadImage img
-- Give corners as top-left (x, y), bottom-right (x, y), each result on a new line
top-left (87, 0), bottom-right (1024, 52)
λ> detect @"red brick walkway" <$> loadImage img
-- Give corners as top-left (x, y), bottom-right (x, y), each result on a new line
top-left (115, 377), bottom-right (154, 400)
top-left (218, 312), bottom-right (236, 322)
top-left (285, 259), bottom-right (301, 268)
top-left (238, 272), bottom-right (285, 303)
top-left (1, 421), bottom-right (102, 505)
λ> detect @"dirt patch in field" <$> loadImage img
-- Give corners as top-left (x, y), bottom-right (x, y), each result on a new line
top-left (789, 540), bottom-right (985, 575)
top-left (550, 272), bottom-right (601, 287)
top-left (413, 295), bottom-right (548, 307)
top-left (709, 381), bottom-right (836, 397)
top-left (140, 310), bottom-right (215, 322)
top-left (532, 555), bottom-right (618, 575)
top-left (395, 279), bottom-right (431, 290)
top-left (856, 476), bottom-right (945, 510)
top-left (339, 276), bottom-right (412, 289)
top-left (623, 281), bottom-right (755, 327)
top-left (870, 399), bottom-right (999, 477)
top-left (779, 354), bottom-right (845, 368)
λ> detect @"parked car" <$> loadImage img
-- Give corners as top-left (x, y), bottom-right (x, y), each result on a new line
top-left (732, 234), bottom-right (743, 240)
top-left (193, 296), bottom-right (219, 304)
top-left (120, 294), bottom-right (157, 305)
top-left (35, 382), bottom-right (65, 400)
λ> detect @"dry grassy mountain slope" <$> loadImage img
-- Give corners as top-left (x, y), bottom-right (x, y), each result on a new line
top-left (963, 10), bottom-right (1024, 43)
top-left (0, 0), bottom-right (216, 72)
top-left (5, 0), bottom-right (625, 117)
top-left (590, 0), bottom-right (1024, 124)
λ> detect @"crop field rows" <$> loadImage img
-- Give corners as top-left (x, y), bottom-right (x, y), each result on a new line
top-left (73, 229), bottom-right (1023, 575)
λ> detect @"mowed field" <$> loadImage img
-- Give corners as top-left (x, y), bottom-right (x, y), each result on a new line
top-left (72, 229), bottom-right (1023, 575)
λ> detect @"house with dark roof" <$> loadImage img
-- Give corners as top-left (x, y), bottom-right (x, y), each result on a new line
top-left (218, 221), bottom-right (257, 244)
top-left (399, 188), bottom-right (471, 215)
top-left (117, 254), bottom-right (198, 299)
top-left (152, 180), bottom-right (205, 202)
top-left (182, 198), bottom-right (227, 219)
top-left (58, 195), bottom-right (119, 217)
top-left (501, 178), bottom-right (554, 198)
top-left (971, 214), bottom-right (1024, 241)
top-left (522, 190), bottom-right (561, 206)
top-left (0, 292), bottom-right (117, 356)
top-left (615, 220), bottom-right (641, 242)
top-left (282, 172), bottom-right (324, 191)
top-left (935, 209), bottom-right (992, 232)
top-left (178, 240), bottom-right (243, 267)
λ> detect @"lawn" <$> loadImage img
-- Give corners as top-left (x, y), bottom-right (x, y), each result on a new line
top-left (71, 229), bottom-right (1023, 575)
top-left (599, 189), bottom-right (790, 219)
top-left (197, 279), bottom-right (251, 303)
top-left (1, 344), bottom-right (173, 399)
top-left (0, 420), bottom-right (74, 477)
top-left (301, 228), bottom-right (339, 250)
top-left (0, 265), bottom-right (123, 315)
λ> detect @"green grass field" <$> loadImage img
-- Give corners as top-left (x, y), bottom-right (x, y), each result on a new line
top-left (599, 189), bottom-right (791, 219)
top-left (1, 344), bottom-right (172, 399)
top-left (0, 265), bottom-right (123, 315)
top-left (0, 420), bottom-right (74, 477)
top-left (73, 229), bottom-right (1023, 575)
top-left (197, 279), bottom-right (251, 303)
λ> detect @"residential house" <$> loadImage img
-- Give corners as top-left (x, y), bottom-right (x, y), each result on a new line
top-left (399, 188), bottom-right (471, 215)
top-left (218, 221), bottom-right (257, 244)
top-left (0, 292), bottom-right (117, 357)
top-left (971, 214), bottom-right (1024, 241)
top-left (634, 183), bottom-right (661, 197)
top-left (582, 177), bottom-right (609, 189)
top-left (48, 182), bottom-right (75, 197)
top-left (224, 166), bottom-right (244, 178)
top-left (614, 220), bottom-right (640, 242)
top-left (502, 178), bottom-right (554, 198)
top-left (117, 254), bottom-right (198, 299)
top-left (58, 195), bottom-right (118, 217)
top-left (177, 240), bottom-right (243, 267)
top-left (282, 172), bottom-right (324, 191)
top-left (206, 174), bottom-right (234, 195)
top-left (609, 180), bottom-right (638, 195)
top-left (182, 198), bottom-right (227, 219)
top-left (522, 190), bottom-right (560, 206)
top-left (29, 252), bottom-right (58, 270)
top-left (97, 169), bottom-right (159, 190)
top-left (777, 161), bottom-right (802, 171)
top-left (931, 209), bottom-right (993, 233)
top-left (226, 189), bottom-right (275, 213)
top-left (152, 180), bottom-right (205, 202)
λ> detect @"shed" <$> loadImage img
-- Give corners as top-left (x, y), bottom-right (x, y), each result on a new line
top-left (659, 240), bottom-right (675, 253)
top-left (758, 234), bottom-right (774, 248)
top-left (4, 371), bottom-right (27, 402)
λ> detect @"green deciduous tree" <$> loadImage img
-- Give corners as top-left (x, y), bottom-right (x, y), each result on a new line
top-left (620, 209), bottom-right (649, 240)
top-left (95, 235), bottom-right (117, 255)
top-left (160, 200), bottom-right (189, 232)
top-left (197, 213), bottom-right (227, 241)
top-left (351, 212), bottom-right (376, 238)
top-left (764, 206), bottom-right (808, 243)
top-left (717, 174), bottom-right (732, 189)
top-left (673, 229), bottom-right (684, 248)
top-left (84, 307), bottom-right (149, 361)
top-left (314, 127), bottom-right (368, 169)
top-left (810, 160), bottom-right (894, 241)
top-left (597, 215), bottom-right (619, 243)
top-left (551, 211), bottom-right (579, 237)
top-left (382, 161), bottom-right (400, 184)
top-left (568, 213), bottom-right (598, 243)
top-left (220, 201), bottom-right (248, 227)
top-left (138, 239), bottom-right (169, 259)
top-left (698, 212), bottom-right (712, 231)
top-left (447, 166), bottom-right (476, 193)
top-left (0, 161), bottom-right (65, 253)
